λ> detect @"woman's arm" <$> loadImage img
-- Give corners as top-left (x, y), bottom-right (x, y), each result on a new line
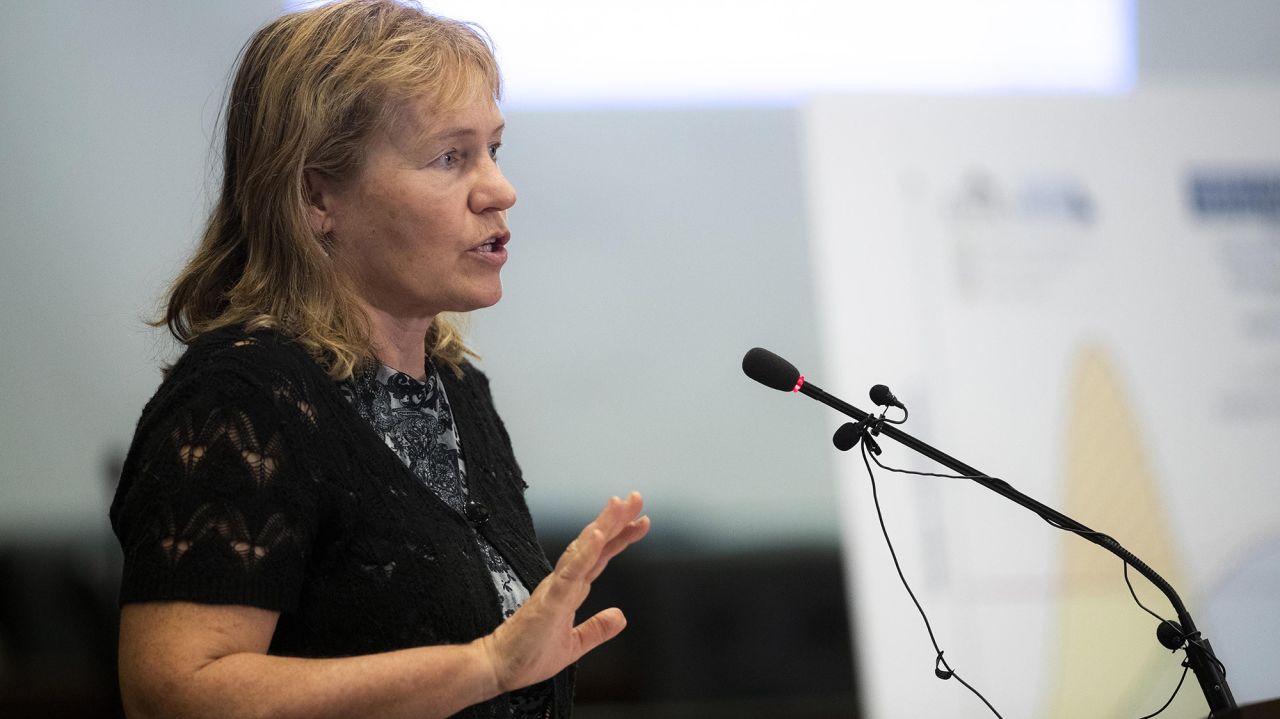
top-left (120, 601), bottom-right (495, 719)
top-left (119, 493), bottom-right (650, 719)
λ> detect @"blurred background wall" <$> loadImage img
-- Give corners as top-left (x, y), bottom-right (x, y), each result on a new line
top-left (1, 1), bottom-right (1277, 717)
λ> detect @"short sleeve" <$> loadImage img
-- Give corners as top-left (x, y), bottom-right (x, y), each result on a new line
top-left (111, 368), bottom-right (321, 612)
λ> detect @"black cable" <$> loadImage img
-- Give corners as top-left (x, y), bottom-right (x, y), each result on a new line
top-left (864, 445), bottom-right (1220, 718)
top-left (881, 405), bottom-right (909, 424)
top-left (868, 452), bottom-right (1188, 628)
top-left (859, 441), bottom-right (1004, 718)
top-left (1137, 663), bottom-right (1190, 719)
top-left (1123, 562), bottom-right (1186, 642)
top-left (867, 448), bottom-right (988, 481)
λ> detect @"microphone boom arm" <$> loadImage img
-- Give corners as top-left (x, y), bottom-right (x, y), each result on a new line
top-left (798, 378), bottom-right (1237, 716)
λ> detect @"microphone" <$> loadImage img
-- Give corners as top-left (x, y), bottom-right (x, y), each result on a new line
top-left (741, 348), bottom-right (873, 425)
top-left (833, 421), bottom-right (863, 451)
top-left (1157, 619), bottom-right (1185, 651)
top-left (832, 420), bottom-right (881, 454)
top-left (870, 384), bottom-right (905, 410)
top-left (742, 347), bottom-right (1236, 714)
top-left (741, 347), bottom-right (803, 392)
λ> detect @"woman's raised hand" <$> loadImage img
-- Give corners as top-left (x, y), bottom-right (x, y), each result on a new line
top-left (476, 492), bottom-right (650, 693)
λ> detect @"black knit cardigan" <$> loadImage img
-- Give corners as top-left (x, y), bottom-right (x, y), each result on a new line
top-left (110, 326), bottom-right (573, 718)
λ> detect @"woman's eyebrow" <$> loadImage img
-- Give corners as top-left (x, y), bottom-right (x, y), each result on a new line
top-left (425, 123), bottom-right (506, 142)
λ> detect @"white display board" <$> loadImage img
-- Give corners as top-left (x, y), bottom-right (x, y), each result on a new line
top-left (802, 87), bottom-right (1280, 717)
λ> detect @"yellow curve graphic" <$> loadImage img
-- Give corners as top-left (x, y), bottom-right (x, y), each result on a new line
top-left (1044, 345), bottom-right (1204, 718)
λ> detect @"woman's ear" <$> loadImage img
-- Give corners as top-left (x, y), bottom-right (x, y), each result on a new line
top-left (303, 169), bottom-right (337, 235)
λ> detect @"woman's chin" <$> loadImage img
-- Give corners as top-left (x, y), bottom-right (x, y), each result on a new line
top-left (451, 285), bottom-right (503, 314)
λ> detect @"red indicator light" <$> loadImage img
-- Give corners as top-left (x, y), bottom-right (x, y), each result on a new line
top-left (792, 375), bottom-right (805, 393)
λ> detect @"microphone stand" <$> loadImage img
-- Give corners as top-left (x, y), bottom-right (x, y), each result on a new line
top-left (798, 378), bottom-right (1237, 716)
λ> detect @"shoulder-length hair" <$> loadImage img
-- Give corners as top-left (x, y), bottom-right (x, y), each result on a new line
top-left (160, 0), bottom-right (501, 379)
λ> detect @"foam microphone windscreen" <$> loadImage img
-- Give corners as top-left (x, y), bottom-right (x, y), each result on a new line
top-left (742, 347), bottom-right (801, 392)
top-left (870, 384), bottom-right (897, 407)
top-left (833, 422), bottom-right (862, 451)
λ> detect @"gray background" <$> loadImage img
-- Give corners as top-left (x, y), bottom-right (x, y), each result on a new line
top-left (2, 0), bottom-right (1278, 549)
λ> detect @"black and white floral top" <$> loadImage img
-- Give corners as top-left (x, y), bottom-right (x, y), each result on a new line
top-left (338, 360), bottom-right (531, 619)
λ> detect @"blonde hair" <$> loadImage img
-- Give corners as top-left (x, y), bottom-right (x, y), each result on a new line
top-left (160, 0), bottom-right (501, 379)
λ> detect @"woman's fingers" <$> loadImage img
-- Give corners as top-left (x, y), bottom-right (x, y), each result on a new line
top-left (571, 608), bottom-right (627, 660)
top-left (544, 528), bottom-right (604, 607)
top-left (586, 516), bottom-right (650, 583)
top-left (551, 493), bottom-right (645, 589)
top-left (586, 493), bottom-right (644, 544)
top-left (567, 492), bottom-right (647, 587)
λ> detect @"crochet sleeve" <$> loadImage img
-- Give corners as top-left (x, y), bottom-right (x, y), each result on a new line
top-left (111, 366), bottom-right (322, 612)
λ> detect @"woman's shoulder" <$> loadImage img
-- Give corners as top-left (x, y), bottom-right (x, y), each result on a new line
top-left (168, 325), bottom-right (322, 383)
top-left (139, 325), bottom-right (330, 430)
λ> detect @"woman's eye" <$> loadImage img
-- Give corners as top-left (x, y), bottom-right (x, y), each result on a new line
top-left (488, 143), bottom-right (502, 161)
top-left (438, 151), bottom-right (459, 168)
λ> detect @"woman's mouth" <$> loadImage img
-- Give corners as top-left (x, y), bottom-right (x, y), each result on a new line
top-left (469, 233), bottom-right (509, 263)
top-left (473, 232), bottom-right (509, 252)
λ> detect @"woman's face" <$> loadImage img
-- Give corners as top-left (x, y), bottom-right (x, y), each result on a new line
top-left (316, 93), bottom-right (515, 324)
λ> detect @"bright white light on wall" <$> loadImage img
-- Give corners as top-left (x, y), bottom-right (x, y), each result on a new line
top-left (284, 0), bottom-right (1135, 107)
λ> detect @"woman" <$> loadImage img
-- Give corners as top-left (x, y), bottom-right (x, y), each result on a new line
top-left (108, 2), bottom-right (649, 717)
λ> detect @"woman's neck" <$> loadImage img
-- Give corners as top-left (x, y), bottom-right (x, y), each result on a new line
top-left (360, 300), bottom-right (433, 380)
